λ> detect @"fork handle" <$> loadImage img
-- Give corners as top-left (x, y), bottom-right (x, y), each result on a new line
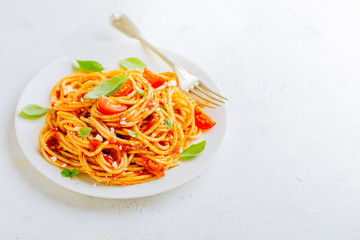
top-left (110, 13), bottom-right (177, 71)
top-left (137, 37), bottom-right (177, 71)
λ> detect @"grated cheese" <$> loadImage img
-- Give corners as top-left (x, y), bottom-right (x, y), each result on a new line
top-left (62, 163), bottom-right (67, 167)
top-left (112, 162), bottom-right (118, 168)
top-left (51, 156), bottom-right (57, 162)
top-left (110, 127), bottom-right (115, 133)
top-left (168, 80), bottom-right (177, 86)
top-left (94, 134), bottom-right (103, 141)
top-left (64, 86), bottom-right (73, 95)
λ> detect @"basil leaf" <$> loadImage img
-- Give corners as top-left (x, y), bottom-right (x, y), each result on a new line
top-left (20, 104), bottom-right (49, 118)
top-left (61, 168), bottom-right (71, 177)
top-left (77, 60), bottom-right (105, 72)
top-left (70, 169), bottom-right (80, 178)
top-left (160, 105), bottom-right (166, 111)
top-left (78, 127), bottom-right (92, 138)
top-left (165, 118), bottom-right (172, 130)
top-left (61, 168), bottom-right (80, 178)
top-left (84, 73), bottom-right (130, 99)
top-left (136, 86), bottom-right (146, 96)
top-left (120, 58), bottom-right (146, 70)
top-left (128, 130), bottom-right (139, 138)
top-left (181, 140), bottom-right (206, 159)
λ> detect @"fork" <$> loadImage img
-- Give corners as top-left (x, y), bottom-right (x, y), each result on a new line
top-left (109, 13), bottom-right (227, 108)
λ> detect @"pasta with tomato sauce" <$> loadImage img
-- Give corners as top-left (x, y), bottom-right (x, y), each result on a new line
top-left (40, 67), bottom-right (215, 185)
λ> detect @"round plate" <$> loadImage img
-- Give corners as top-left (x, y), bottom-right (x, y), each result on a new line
top-left (15, 41), bottom-right (227, 199)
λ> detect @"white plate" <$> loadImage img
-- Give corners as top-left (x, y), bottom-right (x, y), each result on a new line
top-left (15, 41), bottom-right (227, 199)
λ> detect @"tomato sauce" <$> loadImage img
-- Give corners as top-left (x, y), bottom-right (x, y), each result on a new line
top-left (102, 149), bottom-right (119, 164)
top-left (56, 90), bottom-right (60, 99)
top-left (146, 99), bottom-right (157, 109)
top-left (139, 154), bottom-right (165, 177)
top-left (141, 115), bottom-right (157, 132)
top-left (138, 170), bottom-right (150, 176)
top-left (46, 128), bottom-right (60, 150)
top-left (89, 139), bottom-right (102, 152)
top-left (108, 138), bottom-right (131, 151)
top-left (146, 159), bottom-right (165, 177)
top-left (46, 135), bottom-right (59, 150)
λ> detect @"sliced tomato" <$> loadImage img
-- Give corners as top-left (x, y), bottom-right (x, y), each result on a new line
top-left (97, 95), bottom-right (128, 115)
top-left (113, 80), bottom-right (133, 97)
top-left (142, 68), bottom-right (167, 88)
top-left (194, 106), bottom-right (216, 129)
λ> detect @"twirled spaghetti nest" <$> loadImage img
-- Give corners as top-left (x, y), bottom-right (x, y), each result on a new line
top-left (40, 69), bottom-right (202, 185)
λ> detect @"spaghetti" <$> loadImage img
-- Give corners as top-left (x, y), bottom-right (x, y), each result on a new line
top-left (40, 67), bottom-right (207, 185)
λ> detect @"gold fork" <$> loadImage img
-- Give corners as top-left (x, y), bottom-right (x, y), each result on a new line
top-left (110, 13), bottom-right (227, 108)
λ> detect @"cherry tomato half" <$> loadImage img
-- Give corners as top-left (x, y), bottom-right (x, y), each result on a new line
top-left (97, 95), bottom-right (128, 115)
top-left (113, 80), bottom-right (133, 97)
top-left (194, 106), bottom-right (216, 129)
top-left (142, 68), bottom-right (167, 88)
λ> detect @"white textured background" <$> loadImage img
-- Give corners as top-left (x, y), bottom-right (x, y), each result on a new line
top-left (2, 0), bottom-right (360, 239)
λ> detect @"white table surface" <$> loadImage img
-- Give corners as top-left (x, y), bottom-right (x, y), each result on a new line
top-left (2, 0), bottom-right (360, 239)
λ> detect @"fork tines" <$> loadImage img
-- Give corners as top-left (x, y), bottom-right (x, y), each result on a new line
top-left (188, 83), bottom-right (227, 108)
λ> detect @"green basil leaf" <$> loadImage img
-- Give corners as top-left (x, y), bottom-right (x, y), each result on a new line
top-left (165, 118), bottom-right (172, 130)
top-left (61, 168), bottom-right (71, 177)
top-left (128, 130), bottom-right (139, 138)
top-left (120, 57), bottom-right (146, 70)
top-left (20, 104), bottom-right (49, 118)
top-left (136, 86), bottom-right (146, 96)
top-left (84, 73), bottom-right (130, 99)
top-left (160, 105), bottom-right (166, 111)
top-left (77, 60), bottom-right (105, 72)
top-left (181, 140), bottom-right (206, 159)
top-left (70, 169), bottom-right (80, 178)
top-left (78, 127), bottom-right (92, 138)
top-left (61, 168), bottom-right (80, 178)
